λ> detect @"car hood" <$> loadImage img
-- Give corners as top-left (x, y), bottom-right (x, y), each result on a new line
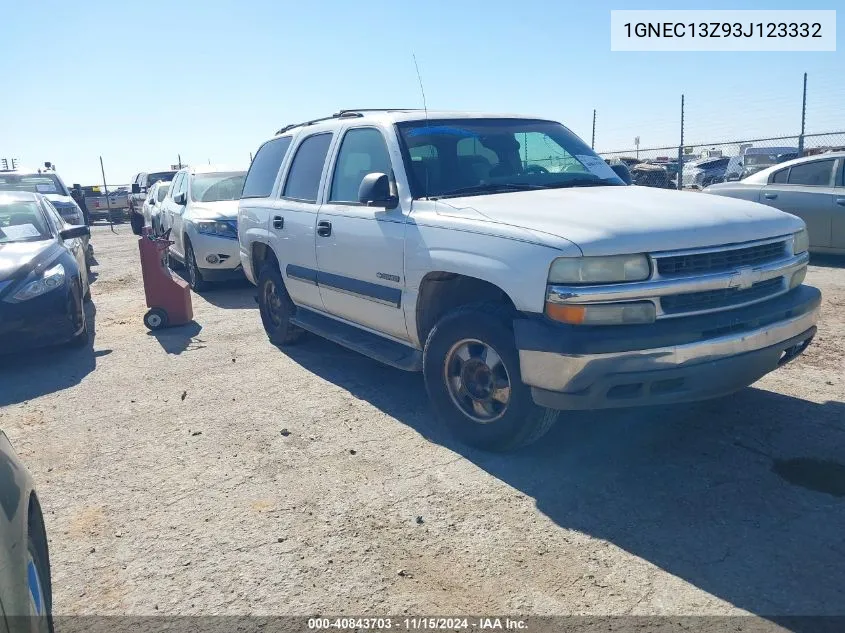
top-left (187, 201), bottom-right (238, 220)
top-left (43, 194), bottom-right (75, 205)
top-left (0, 240), bottom-right (59, 283)
top-left (435, 186), bottom-right (804, 256)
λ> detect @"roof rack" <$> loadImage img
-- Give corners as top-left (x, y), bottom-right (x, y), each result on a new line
top-left (274, 109), bottom-right (421, 135)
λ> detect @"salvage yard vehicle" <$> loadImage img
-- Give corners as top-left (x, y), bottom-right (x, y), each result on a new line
top-left (238, 109), bottom-right (819, 451)
top-left (81, 185), bottom-right (122, 223)
top-left (160, 165), bottom-right (247, 290)
top-left (0, 165), bottom-right (84, 226)
top-left (682, 156), bottom-right (731, 189)
top-left (129, 170), bottom-right (178, 235)
top-left (0, 430), bottom-right (54, 631)
top-left (0, 192), bottom-right (91, 351)
top-left (705, 151), bottom-right (845, 255)
top-left (141, 180), bottom-right (171, 235)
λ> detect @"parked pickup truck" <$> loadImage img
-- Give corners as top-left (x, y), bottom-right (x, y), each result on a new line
top-left (129, 170), bottom-right (178, 235)
top-left (238, 109), bottom-right (820, 451)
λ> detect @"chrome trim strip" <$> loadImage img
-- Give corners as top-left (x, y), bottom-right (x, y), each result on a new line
top-left (649, 234), bottom-right (793, 260)
top-left (518, 306), bottom-right (818, 393)
top-left (547, 252), bottom-right (808, 305)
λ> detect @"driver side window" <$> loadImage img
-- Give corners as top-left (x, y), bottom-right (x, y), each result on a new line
top-left (329, 128), bottom-right (393, 203)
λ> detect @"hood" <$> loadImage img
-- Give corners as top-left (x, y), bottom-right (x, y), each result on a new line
top-left (435, 186), bottom-right (804, 256)
top-left (187, 200), bottom-right (238, 220)
top-left (43, 193), bottom-right (75, 205)
top-left (0, 240), bottom-right (58, 282)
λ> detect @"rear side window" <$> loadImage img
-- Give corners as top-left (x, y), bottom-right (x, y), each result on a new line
top-left (787, 159), bottom-right (835, 186)
top-left (771, 168), bottom-right (788, 184)
top-left (242, 136), bottom-right (292, 199)
top-left (283, 133), bottom-right (333, 202)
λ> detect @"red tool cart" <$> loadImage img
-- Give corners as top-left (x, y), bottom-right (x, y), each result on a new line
top-left (138, 227), bottom-right (193, 330)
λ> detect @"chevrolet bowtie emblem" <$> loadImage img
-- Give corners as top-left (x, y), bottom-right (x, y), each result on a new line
top-left (730, 266), bottom-right (760, 290)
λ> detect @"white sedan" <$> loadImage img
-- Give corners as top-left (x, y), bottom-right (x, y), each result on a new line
top-left (159, 165), bottom-right (247, 290)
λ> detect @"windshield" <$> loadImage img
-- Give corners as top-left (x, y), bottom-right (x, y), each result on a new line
top-left (0, 174), bottom-right (67, 196)
top-left (396, 118), bottom-right (623, 199)
top-left (0, 201), bottom-right (52, 243)
top-left (156, 184), bottom-right (171, 202)
top-left (190, 172), bottom-right (246, 202)
top-left (148, 171), bottom-right (176, 186)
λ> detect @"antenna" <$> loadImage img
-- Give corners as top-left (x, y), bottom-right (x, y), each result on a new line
top-left (412, 53), bottom-right (428, 122)
top-left (412, 53), bottom-right (431, 198)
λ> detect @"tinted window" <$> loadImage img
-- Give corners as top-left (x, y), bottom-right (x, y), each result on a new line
top-left (242, 137), bottom-right (292, 199)
top-left (329, 129), bottom-right (392, 203)
top-left (156, 184), bottom-right (170, 202)
top-left (283, 134), bottom-right (333, 202)
top-left (787, 160), bottom-right (835, 186)
top-left (771, 168), bottom-right (788, 184)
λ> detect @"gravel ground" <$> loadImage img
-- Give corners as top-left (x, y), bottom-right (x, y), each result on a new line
top-left (0, 225), bottom-right (843, 617)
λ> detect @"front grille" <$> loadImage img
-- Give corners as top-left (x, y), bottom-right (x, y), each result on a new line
top-left (656, 240), bottom-right (787, 276)
top-left (660, 277), bottom-right (785, 315)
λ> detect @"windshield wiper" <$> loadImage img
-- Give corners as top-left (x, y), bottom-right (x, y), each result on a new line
top-left (431, 183), bottom-right (545, 199)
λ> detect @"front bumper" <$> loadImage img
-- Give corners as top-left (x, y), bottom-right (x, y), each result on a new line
top-left (515, 285), bottom-right (820, 410)
top-left (188, 231), bottom-right (243, 280)
top-left (0, 283), bottom-right (80, 353)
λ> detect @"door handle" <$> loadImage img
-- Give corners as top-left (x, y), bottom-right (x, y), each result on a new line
top-left (836, 198), bottom-right (845, 207)
top-left (273, 216), bottom-right (284, 229)
top-left (763, 192), bottom-right (778, 199)
top-left (317, 220), bottom-right (332, 237)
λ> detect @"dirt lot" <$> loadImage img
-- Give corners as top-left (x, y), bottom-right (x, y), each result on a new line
top-left (1, 225), bottom-right (843, 617)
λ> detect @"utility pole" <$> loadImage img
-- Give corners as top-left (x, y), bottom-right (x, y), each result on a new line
top-left (634, 136), bottom-right (640, 159)
top-left (100, 156), bottom-right (115, 232)
top-left (178, 154), bottom-right (183, 169)
top-left (591, 109), bottom-right (596, 150)
top-left (798, 72), bottom-right (807, 156)
top-left (677, 94), bottom-right (685, 190)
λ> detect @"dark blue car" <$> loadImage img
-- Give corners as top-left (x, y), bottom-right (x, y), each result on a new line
top-left (0, 192), bottom-right (91, 352)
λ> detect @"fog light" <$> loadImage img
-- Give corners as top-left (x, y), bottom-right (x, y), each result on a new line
top-left (206, 254), bottom-right (220, 264)
top-left (789, 267), bottom-right (807, 289)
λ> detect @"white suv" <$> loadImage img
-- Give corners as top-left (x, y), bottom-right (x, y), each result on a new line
top-left (160, 165), bottom-right (247, 290)
top-left (238, 109), bottom-right (819, 451)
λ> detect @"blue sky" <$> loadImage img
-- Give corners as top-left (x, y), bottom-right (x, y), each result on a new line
top-left (0, 0), bottom-right (841, 185)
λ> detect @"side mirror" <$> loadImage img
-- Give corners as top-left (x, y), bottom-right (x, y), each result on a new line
top-left (149, 199), bottom-right (156, 206)
top-left (357, 173), bottom-right (398, 208)
top-left (60, 225), bottom-right (90, 241)
top-left (610, 163), bottom-right (633, 185)
top-left (173, 192), bottom-right (187, 206)
top-left (131, 183), bottom-right (141, 194)
top-left (726, 173), bottom-right (741, 182)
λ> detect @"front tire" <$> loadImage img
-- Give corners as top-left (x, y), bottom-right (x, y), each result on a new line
top-left (130, 210), bottom-right (144, 235)
top-left (423, 303), bottom-right (557, 451)
top-left (257, 263), bottom-right (304, 346)
top-left (184, 240), bottom-right (210, 292)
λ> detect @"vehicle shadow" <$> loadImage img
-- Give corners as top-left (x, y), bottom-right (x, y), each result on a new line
top-left (809, 253), bottom-right (845, 269)
top-left (283, 335), bottom-right (845, 621)
top-left (195, 280), bottom-right (256, 310)
top-left (148, 321), bottom-right (204, 355)
top-left (0, 302), bottom-right (103, 407)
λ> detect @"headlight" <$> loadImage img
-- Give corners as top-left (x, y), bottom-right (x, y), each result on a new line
top-left (11, 263), bottom-right (66, 301)
top-left (549, 254), bottom-right (650, 284)
top-left (792, 229), bottom-right (809, 255)
top-left (545, 301), bottom-right (656, 325)
top-left (196, 220), bottom-right (237, 239)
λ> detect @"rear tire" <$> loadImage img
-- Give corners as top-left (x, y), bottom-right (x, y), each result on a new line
top-left (257, 263), bottom-right (304, 346)
top-left (130, 210), bottom-right (144, 236)
top-left (423, 303), bottom-right (557, 451)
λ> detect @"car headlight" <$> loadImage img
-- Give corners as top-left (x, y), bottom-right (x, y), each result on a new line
top-left (548, 254), bottom-right (650, 284)
top-left (545, 301), bottom-right (656, 325)
top-left (10, 263), bottom-right (66, 302)
top-left (792, 229), bottom-right (809, 255)
top-left (195, 220), bottom-right (237, 239)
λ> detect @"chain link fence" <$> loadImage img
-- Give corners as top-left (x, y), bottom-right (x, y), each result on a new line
top-left (592, 73), bottom-right (845, 190)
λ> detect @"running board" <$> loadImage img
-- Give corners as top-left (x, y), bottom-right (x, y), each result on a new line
top-left (290, 309), bottom-right (423, 372)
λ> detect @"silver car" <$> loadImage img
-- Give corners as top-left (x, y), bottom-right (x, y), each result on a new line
top-left (705, 152), bottom-right (845, 255)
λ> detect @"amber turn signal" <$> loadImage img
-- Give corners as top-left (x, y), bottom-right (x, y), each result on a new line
top-left (545, 303), bottom-right (586, 324)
